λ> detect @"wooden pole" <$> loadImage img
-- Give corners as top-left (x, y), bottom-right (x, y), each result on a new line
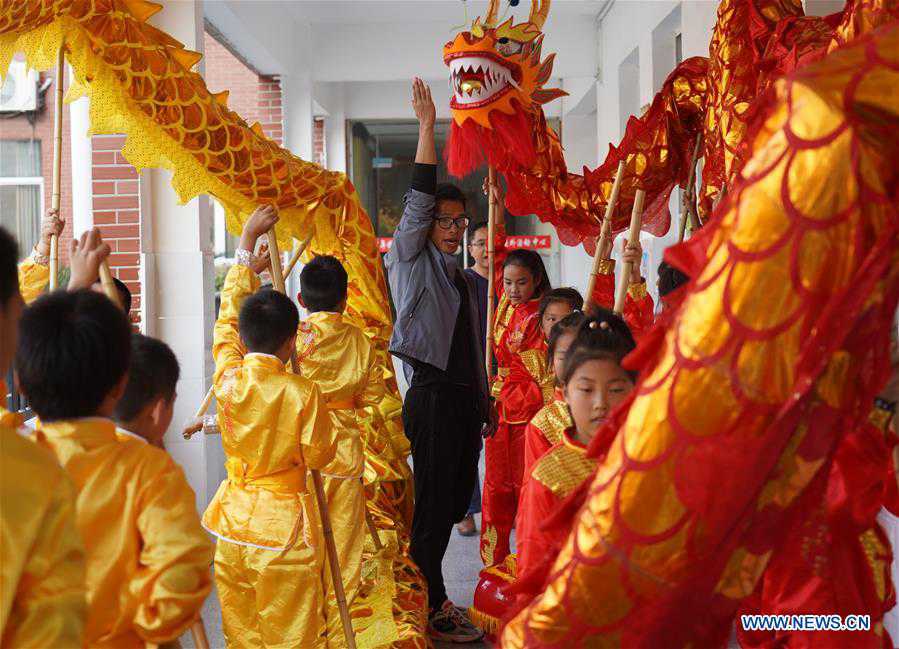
top-left (189, 620), bottom-right (210, 649)
top-left (364, 505), bottom-right (384, 552)
top-left (268, 226), bottom-right (355, 648)
top-left (585, 160), bottom-right (625, 308)
top-left (182, 385), bottom-right (215, 439)
top-left (678, 133), bottom-right (702, 242)
top-left (98, 261), bottom-right (120, 308)
top-left (485, 167), bottom-right (497, 379)
top-left (267, 228), bottom-right (286, 292)
top-left (49, 46), bottom-right (65, 290)
top-left (312, 469), bottom-right (358, 649)
top-left (281, 235), bottom-right (313, 282)
top-left (613, 190), bottom-right (645, 315)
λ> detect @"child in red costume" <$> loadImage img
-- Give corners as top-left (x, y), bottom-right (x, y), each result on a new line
top-left (523, 311), bottom-right (585, 476)
top-left (480, 249), bottom-right (551, 567)
top-left (512, 310), bottom-right (638, 617)
top-left (589, 239), bottom-right (655, 339)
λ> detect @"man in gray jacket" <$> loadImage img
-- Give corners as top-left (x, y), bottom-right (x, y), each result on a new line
top-left (385, 78), bottom-right (489, 643)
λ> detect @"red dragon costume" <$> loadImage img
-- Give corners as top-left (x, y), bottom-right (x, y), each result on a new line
top-left (441, 0), bottom-right (899, 642)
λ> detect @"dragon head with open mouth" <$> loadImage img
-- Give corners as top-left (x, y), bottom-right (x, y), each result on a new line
top-left (443, 0), bottom-right (566, 177)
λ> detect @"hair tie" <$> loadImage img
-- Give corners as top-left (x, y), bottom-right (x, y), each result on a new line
top-left (589, 319), bottom-right (610, 331)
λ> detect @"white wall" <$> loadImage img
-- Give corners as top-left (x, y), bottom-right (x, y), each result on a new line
top-left (577, 0), bottom-right (718, 306)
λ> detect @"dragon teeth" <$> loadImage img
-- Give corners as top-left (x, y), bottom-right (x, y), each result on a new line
top-left (449, 56), bottom-right (515, 104)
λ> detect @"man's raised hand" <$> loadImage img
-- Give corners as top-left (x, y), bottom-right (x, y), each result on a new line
top-left (412, 77), bottom-right (436, 131)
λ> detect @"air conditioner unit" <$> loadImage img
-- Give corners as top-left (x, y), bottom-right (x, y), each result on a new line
top-left (0, 60), bottom-right (38, 112)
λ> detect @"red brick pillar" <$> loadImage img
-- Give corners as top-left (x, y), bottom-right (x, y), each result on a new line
top-left (91, 134), bottom-right (141, 325)
top-left (257, 75), bottom-right (283, 145)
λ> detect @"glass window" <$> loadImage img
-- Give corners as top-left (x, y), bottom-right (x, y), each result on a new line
top-left (0, 140), bottom-right (43, 258)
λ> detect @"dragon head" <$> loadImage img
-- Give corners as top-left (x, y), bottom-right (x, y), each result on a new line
top-left (444, 0), bottom-right (566, 176)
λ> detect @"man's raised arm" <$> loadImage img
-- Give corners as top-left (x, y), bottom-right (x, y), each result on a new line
top-left (387, 78), bottom-right (437, 264)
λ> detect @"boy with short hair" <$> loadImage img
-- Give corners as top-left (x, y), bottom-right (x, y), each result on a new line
top-left (114, 333), bottom-right (180, 448)
top-left (297, 254), bottom-right (384, 645)
top-left (0, 225), bottom-right (86, 648)
top-left (18, 230), bottom-right (213, 648)
top-left (203, 206), bottom-right (338, 648)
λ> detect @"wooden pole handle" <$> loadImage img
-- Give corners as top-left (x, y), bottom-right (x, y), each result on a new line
top-left (362, 485), bottom-right (384, 552)
top-left (613, 190), bottom-right (645, 315)
top-left (281, 235), bottom-right (312, 282)
top-left (98, 261), bottom-right (120, 308)
top-left (189, 619), bottom-right (210, 649)
top-left (182, 385), bottom-right (215, 439)
top-left (49, 46), bottom-right (65, 291)
top-left (311, 469), bottom-right (357, 649)
top-left (585, 160), bottom-right (625, 308)
top-left (679, 133), bottom-right (703, 242)
top-left (267, 227), bottom-right (286, 293)
top-left (485, 167), bottom-right (497, 380)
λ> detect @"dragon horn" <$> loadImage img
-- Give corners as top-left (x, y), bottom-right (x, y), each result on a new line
top-left (484, 0), bottom-right (502, 26)
top-left (528, 0), bottom-right (550, 30)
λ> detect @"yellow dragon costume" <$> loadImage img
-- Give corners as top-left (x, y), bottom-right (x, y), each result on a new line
top-left (0, 1), bottom-right (426, 645)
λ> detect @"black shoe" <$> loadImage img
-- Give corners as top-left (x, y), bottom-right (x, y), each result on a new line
top-left (428, 600), bottom-right (484, 643)
top-left (456, 514), bottom-right (478, 537)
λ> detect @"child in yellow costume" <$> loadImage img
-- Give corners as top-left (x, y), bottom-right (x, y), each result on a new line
top-left (113, 333), bottom-right (181, 448)
top-left (297, 254), bottom-right (384, 646)
top-left (203, 206), bottom-right (338, 648)
top-left (0, 224), bottom-right (86, 648)
top-left (19, 229), bottom-right (214, 649)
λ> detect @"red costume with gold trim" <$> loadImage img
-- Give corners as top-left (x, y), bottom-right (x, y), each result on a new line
top-left (737, 409), bottom-right (898, 648)
top-left (514, 430), bottom-right (596, 613)
top-left (482, 294), bottom-right (551, 567)
top-left (523, 394), bottom-right (569, 477)
top-left (589, 258), bottom-right (655, 340)
top-left (502, 19), bottom-right (899, 647)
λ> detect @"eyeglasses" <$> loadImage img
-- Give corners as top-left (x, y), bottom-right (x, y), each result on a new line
top-left (435, 214), bottom-right (470, 230)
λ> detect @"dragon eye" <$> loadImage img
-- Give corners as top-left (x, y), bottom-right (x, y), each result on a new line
top-left (496, 38), bottom-right (522, 56)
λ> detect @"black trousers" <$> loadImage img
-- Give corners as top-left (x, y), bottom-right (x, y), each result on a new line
top-left (403, 382), bottom-right (482, 611)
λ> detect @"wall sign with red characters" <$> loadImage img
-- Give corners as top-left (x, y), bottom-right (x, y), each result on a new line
top-left (503, 235), bottom-right (552, 250)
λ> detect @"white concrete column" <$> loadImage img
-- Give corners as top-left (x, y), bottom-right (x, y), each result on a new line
top-left (324, 84), bottom-right (347, 173)
top-left (143, 0), bottom-right (222, 512)
top-left (283, 22), bottom-right (314, 163)
top-left (68, 82), bottom-right (93, 235)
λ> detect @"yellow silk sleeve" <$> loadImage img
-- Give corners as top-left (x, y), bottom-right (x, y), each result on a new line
top-left (2, 463), bottom-right (86, 648)
top-left (299, 383), bottom-right (338, 472)
top-left (358, 355), bottom-right (388, 422)
top-left (213, 264), bottom-right (259, 381)
top-left (17, 256), bottom-right (49, 304)
top-left (131, 454), bottom-right (213, 644)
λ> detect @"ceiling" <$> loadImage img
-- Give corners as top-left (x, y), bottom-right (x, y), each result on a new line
top-left (286, 0), bottom-right (606, 24)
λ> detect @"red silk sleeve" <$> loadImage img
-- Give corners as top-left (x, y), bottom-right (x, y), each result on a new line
top-left (589, 269), bottom-right (615, 311)
top-left (511, 475), bottom-right (565, 610)
top-left (623, 280), bottom-right (656, 340)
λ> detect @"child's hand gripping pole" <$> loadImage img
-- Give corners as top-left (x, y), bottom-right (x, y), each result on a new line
top-left (585, 160), bottom-right (625, 310)
top-left (614, 189), bottom-right (645, 315)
